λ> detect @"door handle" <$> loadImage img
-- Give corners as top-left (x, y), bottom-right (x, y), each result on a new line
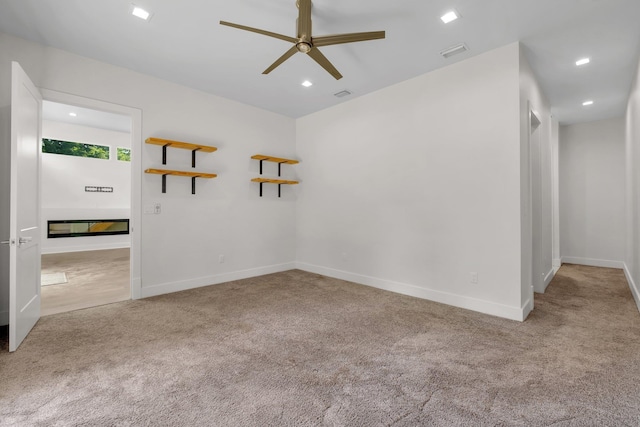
top-left (18, 237), bottom-right (32, 245)
top-left (1, 239), bottom-right (16, 246)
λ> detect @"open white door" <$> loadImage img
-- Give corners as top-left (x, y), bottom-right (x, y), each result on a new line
top-left (8, 62), bottom-right (42, 352)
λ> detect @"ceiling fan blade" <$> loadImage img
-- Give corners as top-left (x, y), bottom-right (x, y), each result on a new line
top-left (220, 21), bottom-right (297, 44)
top-left (297, 0), bottom-right (312, 40)
top-left (313, 31), bottom-right (386, 47)
top-left (307, 48), bottom-right (343, 80)
top-left (263, 46), bottom-right (299, 75)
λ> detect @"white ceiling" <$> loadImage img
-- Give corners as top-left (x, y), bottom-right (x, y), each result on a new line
top-left (42, 101), bottom-right (132, 133)
top-left (2, 0), bottom-right (639, 124)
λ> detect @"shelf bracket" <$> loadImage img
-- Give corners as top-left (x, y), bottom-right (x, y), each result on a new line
top-left (162, 144), bottom-right (170, 165)
top-left (162, 174), bottom-right (168, 193)
top-left (259, 182), bottom-right (263, 197)
top-left (192, 176), bottom-right (198, 195)
top-left (259, 160), bottom-right (264, 175)
top-left (278, 162), bottom-right (284, 177)
top-left (191, 148), bottom-right (201, 168)
top-left (278, 184), bottom-right (281, 198)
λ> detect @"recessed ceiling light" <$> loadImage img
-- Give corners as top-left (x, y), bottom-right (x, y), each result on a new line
top-left (69, 112), bottom-right (77, 117)
top-left (576, 58), bottom-right (590, 66)
top-left (132, 6), bottom-right (151, 20)
top-left (582, 100), bottom-right (594, 106)
top-left (301, 80), bottom-right (313, 88)
top-left (441, 11), bottom-right (459, 24)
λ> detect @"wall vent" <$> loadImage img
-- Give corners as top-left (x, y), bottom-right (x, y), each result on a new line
top-left (440, 43), bottom-right (469, 59)
top-left (334, 90), bottom-right (352, 98)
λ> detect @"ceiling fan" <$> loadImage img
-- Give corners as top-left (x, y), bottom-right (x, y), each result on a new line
top-left (220, 0), bottom-right (385, 80)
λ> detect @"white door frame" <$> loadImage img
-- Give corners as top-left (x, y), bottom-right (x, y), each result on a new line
top-left (40, 89), bottom-right (142, 299)
top-left (530, 107), bottom-right (543, 296)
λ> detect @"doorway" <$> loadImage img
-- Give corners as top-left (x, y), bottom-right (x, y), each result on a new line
top-left (37, 91), bottom-right (142, 314)
top-left (39, 100), bottom-right (133, 315)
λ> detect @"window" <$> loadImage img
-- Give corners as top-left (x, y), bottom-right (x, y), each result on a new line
top-left (47, 219), bottom-right (130, 238)
top-left (42, 138), bottom-right (110, 159)
top-left (117, 147), bottom-right (131, 162)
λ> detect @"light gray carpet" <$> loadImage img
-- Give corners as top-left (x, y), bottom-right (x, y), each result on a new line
top-left (1, 264), bottom-right (639, 426)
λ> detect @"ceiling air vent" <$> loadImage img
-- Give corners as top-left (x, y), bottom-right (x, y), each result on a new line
top-left (334, 90), bottom-right (352, 98)
top-left (440, 43), bottom-right (469, 59)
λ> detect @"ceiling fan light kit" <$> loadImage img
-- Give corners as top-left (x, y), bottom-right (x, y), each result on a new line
top-left (220, 0), bottom-right (385, 80)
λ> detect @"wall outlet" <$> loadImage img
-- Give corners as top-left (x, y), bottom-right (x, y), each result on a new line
top-left (143, 204), bottom-right (155, 214)
top-left (219, 254), bottom-right (225, 264)
top-left (470, 272), bottom-right (478, 284)
top-left (154, 203), bottom-right (161, 214)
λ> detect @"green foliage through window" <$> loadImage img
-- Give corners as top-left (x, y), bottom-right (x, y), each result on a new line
top-left (117, 148), bottom-right (131, 162)
top-left (42, 139), bottom-right (110, 159)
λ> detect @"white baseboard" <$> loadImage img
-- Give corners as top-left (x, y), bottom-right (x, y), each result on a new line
top-left (0, 310), bottom-right (8, 326)
top-left (536, 267), bottom-right (555, 293)
top-left (296, 262), bottom-right (526, 322)
top-left (623, 263), bottom-right (640, 314)
top-left (552, 258), bottom-right (561, 273)
top-left (131, 277), bottom-right (142, 300)
top-left (522, 298), bottom-right (534, 321)
top-left (561, 257), bottom-right (624, 269)
top-left (42, 243), bottom-right (131, 255)
top-left (140, 262), bottom-right (296, 299)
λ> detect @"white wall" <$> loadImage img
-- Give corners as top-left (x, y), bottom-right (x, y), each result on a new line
top-left (0, 31), bottom-right (297, 322)
top-left (551, 120), bottom-right (561, 271)
top-left (559, 118), bottom-right (626, 268)
top-left (0, 32), bottom-right (561, 324)
top-left (625, 57), bottom-right (640, 311)
top-left (519, 48), bottom-right (555, 308)
top-left (41, 120), bottom-right (131, 254)
top-left (296, 43), bottom-right (527, 320)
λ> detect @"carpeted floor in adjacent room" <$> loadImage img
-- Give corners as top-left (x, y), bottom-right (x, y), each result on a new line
top-left (1, 264), bottom-right (639, 426)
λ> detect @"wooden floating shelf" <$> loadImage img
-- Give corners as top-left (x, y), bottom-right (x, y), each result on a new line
top-left (145, 168), bottom-right (217, 195)
top-left (251, 178), bottom-right (298, 185)
top-left (146, 169), bottom-right (217, 178)
top-left (251, 177), bottom-right (298, 198)
top-left (146, 138), bottom-right (217, 153)
top-left (251, 154), bottom-right (299, 165)
top-left (252, 154), bottom-right (299, 177)
top-left (251, 154), bottom-right (299, 197)
top-left (146, 137), bottom-right (217, 168)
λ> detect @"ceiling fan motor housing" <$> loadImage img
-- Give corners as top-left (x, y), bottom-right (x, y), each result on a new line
top-left (296, 41), bottom-right (312, 53)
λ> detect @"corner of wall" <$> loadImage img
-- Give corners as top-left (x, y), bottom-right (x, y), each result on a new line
top-left (518, 43), bottom-right (554, 308)
top-left (624, 54), bottom-right (640, 304)
top-left (624, 263), bottom-right (640, 313)
top-left (521, 297), bottom-right (534, 321)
